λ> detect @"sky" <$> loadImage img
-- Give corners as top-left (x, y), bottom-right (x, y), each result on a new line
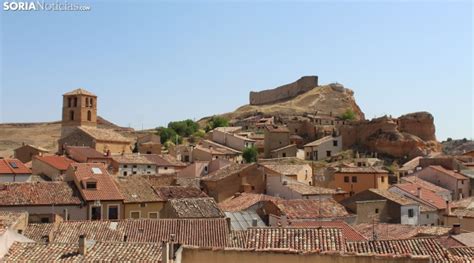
top-left (1, 1), bottom-right (472, 140)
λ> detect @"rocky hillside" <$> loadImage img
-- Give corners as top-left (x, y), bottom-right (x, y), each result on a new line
top-left (441, 139), bottom-right (474, 155)
top-left (218, 82), bottom-right (365, 121)
top-left (0, 117), bottom-right (134, 158)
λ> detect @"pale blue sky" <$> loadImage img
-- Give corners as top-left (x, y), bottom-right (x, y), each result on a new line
top-left (1, 1), bottom-right (472, 140)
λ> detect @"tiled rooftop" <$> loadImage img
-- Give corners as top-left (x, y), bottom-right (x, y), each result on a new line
top-left (115, 176), bottom-right (161, 203)
top-left (0, 158), bottom-right (31, 175)
top-left (290, 221), bottom-right (367, 241)
top-left (265, 125), bottom-right (289, 133)
top-left (4, 241), bottom-right (162, 262)
top-left (66, 146), bottom-right (108, 160)
top-left (352, 223), bottom-right (451, 241)
top-left (401, 176), bottom-right (452, 194)
top-left (78, 126), bottom-right (131, 143)
top-left (63, 88), bottom-right (96, 96)
top-left (201, 163), bottom-right (253, 182)
top-left (274, 199), bottom-right (350, 220)
top-left (391, 183), bottom-right (446, 210)
top-left (304, 136), bottom-right (334, 147)
top-left (153, 186), bottom-right (207, 200)
top-left (263, 164), bottom-right (309, 176)
top-left (368, 188), bottom-right (418, 206)
top-left (111, 154), bottom-right (155, 165)
top-left (143, 154), bottom-right (187, 167)
top-left (166, 197), bottom-right (225, 218)
top-left (218, 193), bottom-right (281, 212)
top-left (428, 165), bottom-right (468, 180)
top-left (338, 167), bottom-right (388, 173)
top-left (34, 155), bottom-right (75, 170)
top-left (70, 163), bottom-right (123, 201)
top-left (0, 182), bottom-right (82, 206)
top-left (449, 247), bottom-right (474, 259)
top-left (286, 181), bottom-right (341, 195)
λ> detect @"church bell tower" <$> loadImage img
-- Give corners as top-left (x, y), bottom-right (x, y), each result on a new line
top-left (61, 88), bottom-right (97, 138)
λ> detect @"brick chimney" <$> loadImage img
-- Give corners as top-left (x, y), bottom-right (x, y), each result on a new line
top-left (416, 187), bottom-right (422, 198)
top-left (445, 200), bottom-right (451, 215)
top-left (79, 234), bottom-right (87, 256)
top-left (451, 224), bottom-right (461, 235)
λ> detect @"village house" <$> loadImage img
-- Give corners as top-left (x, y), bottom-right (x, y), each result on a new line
top-left (0, 181), bottom-right (86, 222)
top-left (114, 176), bottom-right (162, 219)
top-left (389, 183), bottom-right (446, 226)
top-left (200, 163), bottom-right (265, 202)
top-left (268, 179), bottom-right (348, 201)
top-left (64, 146), bottom-right (111, 165)
top-left (353, 157), bottom-right (384, 167)
top-left (65, 163), bottom-right (123, 221)
top-left (341, 188), bottom-right (420, 225)
top-left (397, 156), bottom-right (423, 177)
top-left (143, 154), bottom-right (187, 175)
top-left (160, 197), bottom-right (225, 219)
top-left (263, 163), bottom-right (313, 185)
top-left (413, 165), bottom-right (470, 200)
top-left (32, 155), bottom-right (75, 181)
top-left (168, 144), bottom-right (193, 163)
top-left (111, 154), bottom-right (156, 176)
top-left (330, 167), bottom-right (389, 196)
top-left (0, 211), bottom-right (31, 258)
top-left (444, 197), bottom-right (474, 232)
top-left (460, 169), bottom-right (474, 196)
top-left (263, 125), bottom-right (297, 158)
top-left (401, 175), bottom-right (452, 202)
top-left (261, 198), bottom-right (355, 226)
top-left (192, 140), bottom-right (243, 163)
top-left (211, 127), bottom-right (256, 152)
top-left (0, 159), bottom-right (32, 182)
top-left (136, 133), bottom-right (162, 154)
top-left (303, 135), bottom-right (342, 161)
top-left (13, 144), bottom-right (49, 163)
top-left (218, 192), bottom-right (281, 213)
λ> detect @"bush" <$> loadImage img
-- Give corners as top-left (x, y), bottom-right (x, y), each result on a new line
top-left (341, 109), bottom-right (356, 121)
top-left (242, 146), bottom-right (258, 163)
top-left (156, 127), bottom-right (182, 144)
top-left (206, 116), bottom-right (229, 132)
top-left (168, 119), bottom-right (199, 137)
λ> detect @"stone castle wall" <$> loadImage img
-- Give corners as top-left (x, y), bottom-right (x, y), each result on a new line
top-left (249, 76), bottom-right (318, 105)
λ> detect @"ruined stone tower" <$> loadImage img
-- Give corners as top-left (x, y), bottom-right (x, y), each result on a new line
top-left (61, 88), bottom-right (97, 138)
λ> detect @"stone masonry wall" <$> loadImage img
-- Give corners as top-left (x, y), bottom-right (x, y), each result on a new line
top-left (249, 76), bottom-right (318, 105)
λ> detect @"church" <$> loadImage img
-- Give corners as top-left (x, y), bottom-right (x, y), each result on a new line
top-left (58, 88), bottom-right (133, 154)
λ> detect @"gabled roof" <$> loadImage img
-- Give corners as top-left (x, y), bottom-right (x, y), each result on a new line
top-left (450, 232), bottom-right (474, 247)
top-left (264, 125), bottom-right (289, 133)
top-left (69, 163), bottom-right (123, 201)
top-left (201, 163), bottom-right (253, 182)
top-left (338, 166), bottom-right (388, 173)
top-left (224, 211), bottom-right (266, 230)
top-left (111, 154), bottom-right (154, 165)
top-left (4, 241), bottom-right (161, 262)
top-left (166, 197), bottom-right (225, 218)
top-left (290, 221), bottom-right (367, 241)
top-left (286, 181), bottom-right (342, 195)
top-left (14, 144), bottom-right (49, 153)
top-left (427, 165), bottom-right (468, 180)
top-left (34, 155), bottom-right (75, 171)
top-left (391, 183), bottom-right (446, 210)
top-left (401, 176), bottom-right (452, 194)
top-left (304, 136), bottom-right (335, 147)
top-left (65, 146), bottom-right (108, 161)
top-left (352, 223), bottom-right (450, 240)
top-left (218, 193), bottom-right (281, 212)
top-left (115, 176), bottom-right (161, 203)
top-left (0, 159), bottom-right (31, 175)
top-left (0, 182), bottom-right (82, 206)
top-left (368, 188), bottom-right (418, 206)
top-left (143, 154), bottom-right (186, 167)
top-left (77, 126), bottom-right (131, 143)
top-left (263, 163), bottom-right (310, 176)
top-left (63, 88), bottom-right (96, 96)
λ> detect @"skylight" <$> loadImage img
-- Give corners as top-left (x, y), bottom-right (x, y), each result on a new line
top-left (91, 167), bottom-right (102, 174)
top-left (9, 162), bottom-right (18, 169)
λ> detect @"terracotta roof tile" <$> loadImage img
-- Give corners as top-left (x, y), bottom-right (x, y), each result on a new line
top-left (428, 165), bottom-right (468, 180)
top-left (0, 159), bottom-right (31, 175)
top-left (290, 221), bottom-right (367, 241)
top-left (401, 176), bottom-right (452, 194)
top-left (286, 181), bottom-right (342, 195)
top-left (34, 155), bottom-right (75, 170)
top-left (115, 176), bottom-right (162, 203)
top-left (143, 154), bottom-right (187, 167)
top-left (449, 247), bottom-right (474, 259)
top-left (338, 167), bottom-right (388, 173)
top-left (23, 223), bottom-right (55, 242)
top-left (63, 88), bottom-right (96, 96)
top-left (265, 125), bottom-right (290, 133)
top-left (166, 197), bottom-right (225, 218)
top-left (153, 186), bottom-right (207, 200)
top-left (274, 199), bottom-right (350, 219)
top-left (201, 163), bottom-right (253, 182)
top-left (218, 193), bottom-right (282, 212)
top-left (352, 223), bottom-right (451, 240)
top-left (391, 183), bottom-right (447, 210)
top-left (0, 182), bottom-right (82, 206)
top-left (66, 146), bottom-right (108, 161)
top-left (70, 163), bottom-right (123, 201)
top-left (368, 188), bottom-right (418, 206)
top-left (111, 154), bottom-right (154, 165)
top-left (263, 164), bottom-right (309, 176)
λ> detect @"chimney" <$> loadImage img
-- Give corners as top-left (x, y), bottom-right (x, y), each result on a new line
top-left (225, 217), bottom-right (231, 230)
top-left (79, 234), bottom-right (87, 256)
top-left (252, 218), bottom-right (258, 227)
top-left (451, 224), bottom-right (461, 235)
top-left (446, 201), bottom-right (451, 215)
top-left (416, 187), bottom-right (422, 198)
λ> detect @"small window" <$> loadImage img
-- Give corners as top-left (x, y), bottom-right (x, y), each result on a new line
top-left (352, 176), bottom-right (357, 183)
top-left (149, 212), bottom-right (158, 219)
top-left (140, 203), bottom-right (146, 208)
top-left (375, 208), bottom-right (379, 214)
top-left (344, 176), bottom-right (349, 183)
top-left (326, 151), bottom-right (331, 157)
top-left (41, 217), bottom-right (50, 223)
top-left (282, 153), bottom-right (286, 157)
top-left (130, 211), bottom-right (140, 219)
top-left (147, 165), bottom-right (151, 169)
top-left (132, 171), bottom-right (137, 175)
top-left (333, 140), bottom-right (338, 147)
top-left (133, 165), bottom-right (137, 168)
top-left (123, 171), bottom-right (128, 176)
top-left (9, 162), bottom-right (18, 169)
top-left (86, 182), bottom-right (97, 189)
top-left (427, 214), bottom-right (430, 219)
top-left (408, 209), bottom-right (414, 218)
top-left (381, 176), bottom-right (385, 183)
top-left (164, 167), bottom-right (168, 170)
top-left (124, 165), bottom-right (128, 168)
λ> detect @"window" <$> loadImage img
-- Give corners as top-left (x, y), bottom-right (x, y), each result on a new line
top-left (149, 212), bottom-right (158, 219)
top-left (295, 129), bottom-right (298, 133)
top-left (344, 176), bottom-right (349, 183)
top-left (333, 140), bottom-right (338, 147)
top-left (349, 191), bottom-right (355, 196)
top-left (147, 165), bottom-right (151, 169)
top-left (124, 165), bottom-right (128, 168)
top-left (90, 98), bottom-right (94, 107)
top-left (69, 110), bottom-right (75, 121)
top-left (87, 110), bottom-right (92, 121)
top-left (375, 208), bottom-right (379, 214)
top-left (326, 151), bottom-right (331, 157)
top-left (132, 171), bottom-right (137, 175)
top-left (282, 153), bottom-right (286, 157)
top-left (68, 97), bottom-right (72, 107)
top-left (41, 217), bottom-right (50, 223)
top-left (133, 165), bottom-right (137, 168)
top-left (140, 203), bottom-right (146, 208)
top-left (352, 176), bottom-right (357, 183)
top-left (91, 206), bottom-right (101, 220)
top-left (108, 205), bottom-right (119, 220)
top-left (9, 162), bottom-right (18, 169)
top-left (86, 182), bottom-right (97, 189)
top-left (123, 171), bottom-right (128, 176)
top-left (73, 97), bottom-right (77, 107)
top-left (164, 167), bottom-right (168, 170)
top-left (427, 214), bottom-right (430, 219)
top-left (408, 209), bottom-right (414, 218)
top-left (130, 211), bottom-right (140, 219)
top-left (381, 176), bottom-right (385, 183)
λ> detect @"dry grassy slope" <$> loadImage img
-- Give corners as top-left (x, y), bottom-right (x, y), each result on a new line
top-left (0, 117), bottom-right (136, 158)
top-left (201, 84), bottom-right (365, 124)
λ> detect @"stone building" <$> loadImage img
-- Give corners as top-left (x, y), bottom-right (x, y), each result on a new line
top-left (13, 144), bottom-right (49, 163)
top-left (331, 167), bottom-right (389, 196)
top-left (61, 88), bottom-right (98, 139)
top-left (32, 155), bottom-right (75, 181)
top-left (303, 135), bottom-right (342, 161)
top-left (249, 76), bottom-right (318, 105)
top-left (263, 125), bottom-right (297, 159)
top-left (136, 134), bottom-right (162, 154)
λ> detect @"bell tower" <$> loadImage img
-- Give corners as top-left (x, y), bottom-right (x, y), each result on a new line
top-left (61, 88), bottom-right (97, 138)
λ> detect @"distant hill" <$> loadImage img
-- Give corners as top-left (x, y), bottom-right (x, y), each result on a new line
top-left (441, 139), bottom-right (474, 155)
top-left (0, 117), bottom-right (134, 158)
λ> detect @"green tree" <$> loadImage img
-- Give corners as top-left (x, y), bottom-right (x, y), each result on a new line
top-left (340, 109), bottom-right (356, 121)
top-left (242, 146), bottom-right (258, 163)
top-left (206, 116), bottom-right (229, 131)
top-left (156, 127), bottom-right (181, 144)
top-left (167, 119), bottom-right (199, 137)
